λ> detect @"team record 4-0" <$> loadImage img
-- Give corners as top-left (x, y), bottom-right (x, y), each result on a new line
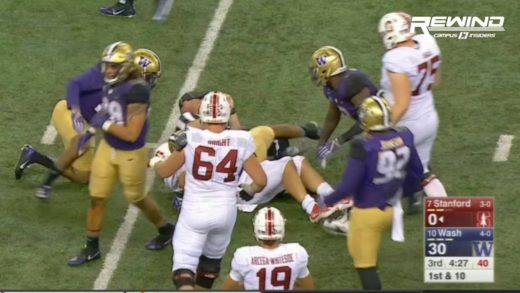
top-left (424, 197), bottom-right (494, 283)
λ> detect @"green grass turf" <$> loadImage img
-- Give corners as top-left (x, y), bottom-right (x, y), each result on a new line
top-left (0, 0), bottom-right (518, 290)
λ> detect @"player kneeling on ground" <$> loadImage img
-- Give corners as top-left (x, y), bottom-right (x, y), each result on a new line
top-left (221, 207), bottom-right (314, 290)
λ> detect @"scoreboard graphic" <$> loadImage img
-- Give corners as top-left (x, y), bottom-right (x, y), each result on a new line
top-left (424, 197), bottom-right (494, 283)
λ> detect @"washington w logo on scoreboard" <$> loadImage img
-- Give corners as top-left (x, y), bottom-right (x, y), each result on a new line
top-left (411, 16), bottom-right (505, 39)
top-left (472, 241), bottom-right (494, 257)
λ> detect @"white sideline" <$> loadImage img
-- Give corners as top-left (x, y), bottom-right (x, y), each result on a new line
top-left (92, 0), bottom-right (234, 289)
top-left (492, 134), bottom-right (514, 162)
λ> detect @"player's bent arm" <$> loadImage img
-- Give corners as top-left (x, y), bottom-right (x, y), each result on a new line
top-left (105, 103), bottom-right (147, 142)
top-left (388, 71), bottom-right (412, 124)
top-left (320, 101), bottom-right (341, 145)
top-left (294, 274), bottom-right (315, 290)
top-left (155, 150), bottom-right (186, 178)
top-left (226, 95), bottom-right (241, 128)
top-left (243, 155), bottom-right (267, 193)
top-left (229, 113), bottom-right (241, 129)
top-left (221, 276), bottom-right (244, 291)
top-left (350, 87), bottom-right (372, 108)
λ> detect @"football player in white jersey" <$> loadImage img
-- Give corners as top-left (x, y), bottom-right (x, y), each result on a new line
top-left (378, 12), bottom-right (448, 200)
top-left (153, 127), bottom-right (336, 222)
top-left (152, 91), bottom-right (267, 290)
top-left (221, 207), bottom-right (314, 290)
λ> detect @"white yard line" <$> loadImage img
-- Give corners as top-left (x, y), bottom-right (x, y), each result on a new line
top-left (93, 0), bottom-right (234, 289)
top-left (41, 123), bottom-right (57, 144)
top-left (492, 134), bottom-right (514, 162)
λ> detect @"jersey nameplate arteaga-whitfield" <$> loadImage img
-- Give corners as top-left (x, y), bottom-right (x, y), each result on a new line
top-left (424, 197), bottom-right (494, 283)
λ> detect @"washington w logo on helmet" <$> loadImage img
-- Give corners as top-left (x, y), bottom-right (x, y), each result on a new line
top-left (411, 16), bottom-right (505, 39)
top-left (138, 56), bottom-right (152, 68)
top-left (316, 55), bottom-right (328, 66)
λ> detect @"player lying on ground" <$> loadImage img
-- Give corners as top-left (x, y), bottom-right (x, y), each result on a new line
top-left (14, 48), bottom-right (162, 199)
top-left (153, 108), bottom-right (340, 223)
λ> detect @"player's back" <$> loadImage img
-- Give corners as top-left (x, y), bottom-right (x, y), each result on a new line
top-left (183, 126), bottom-right (255, 206)
top-left (231, 243), bottom-right (309, 290)
top-left (381, 33), bottom-right (441, 121)
top-left (351, 127), bottom-right (422, 208)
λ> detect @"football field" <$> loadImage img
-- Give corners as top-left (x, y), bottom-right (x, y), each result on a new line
top-left (1, 0), bottom-right (519, 290)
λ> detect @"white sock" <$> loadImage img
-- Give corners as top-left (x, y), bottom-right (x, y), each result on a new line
top-left (301, 194), bottom-right (316, 215)
top-left (423, 177), bottom-right (448, 197)
top-left (119, 0), bottom-right (127, 4)
top-left (316, 182), bottom-right (334, 197)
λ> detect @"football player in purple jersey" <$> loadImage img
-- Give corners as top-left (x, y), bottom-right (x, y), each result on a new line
top-left (320, 95), bottom-right (423, 290)
top-left (14, 48), bottom-right (162, 200)
top-left (309, 46), bottom-right (379, 162)
top-left (67, 42), bottom-right (173, 266)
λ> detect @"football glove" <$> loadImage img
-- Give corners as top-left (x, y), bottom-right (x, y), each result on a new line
top-left (238, 183), bottom-right (256, 201)
top-left (168, 130), bottom-right (187, 151)
top-left (316, 138), bottom-right (341, 160)
top-left (172, 188), bottom-right (184, 210)
top-left (72, 111), bottom-right (85, 133)
top-left (148, 156), bottom-right (165, 168)
top-left (89, 110), bottom-right (111, 130)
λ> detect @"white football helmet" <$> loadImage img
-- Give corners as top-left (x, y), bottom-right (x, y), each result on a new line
top-left (199, 91), bottom-right (231, 124)
top-left (254, 207), bottom-right (285, 241)
top-left (378, 12), bottom-right (414, 50)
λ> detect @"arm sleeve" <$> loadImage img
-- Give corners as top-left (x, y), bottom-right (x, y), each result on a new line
top-left (229, 250), bottom-right (246, 282)
top-left (383, 52), bottom-right (409, 74)
top-left (126, 83), bottom-right (150, 104)
top-left (296, 245), bottom-right (310, 278)
top-left (66, 65), bottom-right (103, 110)
top-left (324, 140), bottom-right (366, 206)
top-left (244, 133), bottom-right (256, 160)
top-left (336, 123), bottom-right (363, 145)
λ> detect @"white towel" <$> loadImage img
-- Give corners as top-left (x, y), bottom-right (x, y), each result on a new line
top-left (389, 196), bottom-right (405, 242)
top-left (237, 204), bottom-right (258, 213)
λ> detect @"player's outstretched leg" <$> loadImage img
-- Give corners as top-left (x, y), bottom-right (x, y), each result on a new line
top-left (14, 144), bottom-right (61, 180)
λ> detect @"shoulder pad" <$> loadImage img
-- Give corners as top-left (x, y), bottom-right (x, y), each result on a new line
top-left (168, 130), bottom-right (188, 151)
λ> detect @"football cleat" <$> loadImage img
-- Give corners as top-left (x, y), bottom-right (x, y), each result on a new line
top-left (99, 2), bottom-right (136, 18)
top-left (301, 121), bottom-right (321, 140)
top-left (35, 185), bottom-right (52, 200)
top-left (14, 144), bottom-right (36, 180)
top-left (68, 247), bottom-right (101, 267)
top-left (322, 209), bottom-right (350, 236)
top-left (309, 203), bottom-right (336, 223)
top-left (145, 224), bottom-right (174, 250)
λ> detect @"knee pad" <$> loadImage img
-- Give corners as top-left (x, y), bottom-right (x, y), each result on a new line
top-left (421, 172), bottom-right (435, 186)
top-left (195, 255), bottom-right (222, 289)
top-left (172, 269), bottom-right (195, 289)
